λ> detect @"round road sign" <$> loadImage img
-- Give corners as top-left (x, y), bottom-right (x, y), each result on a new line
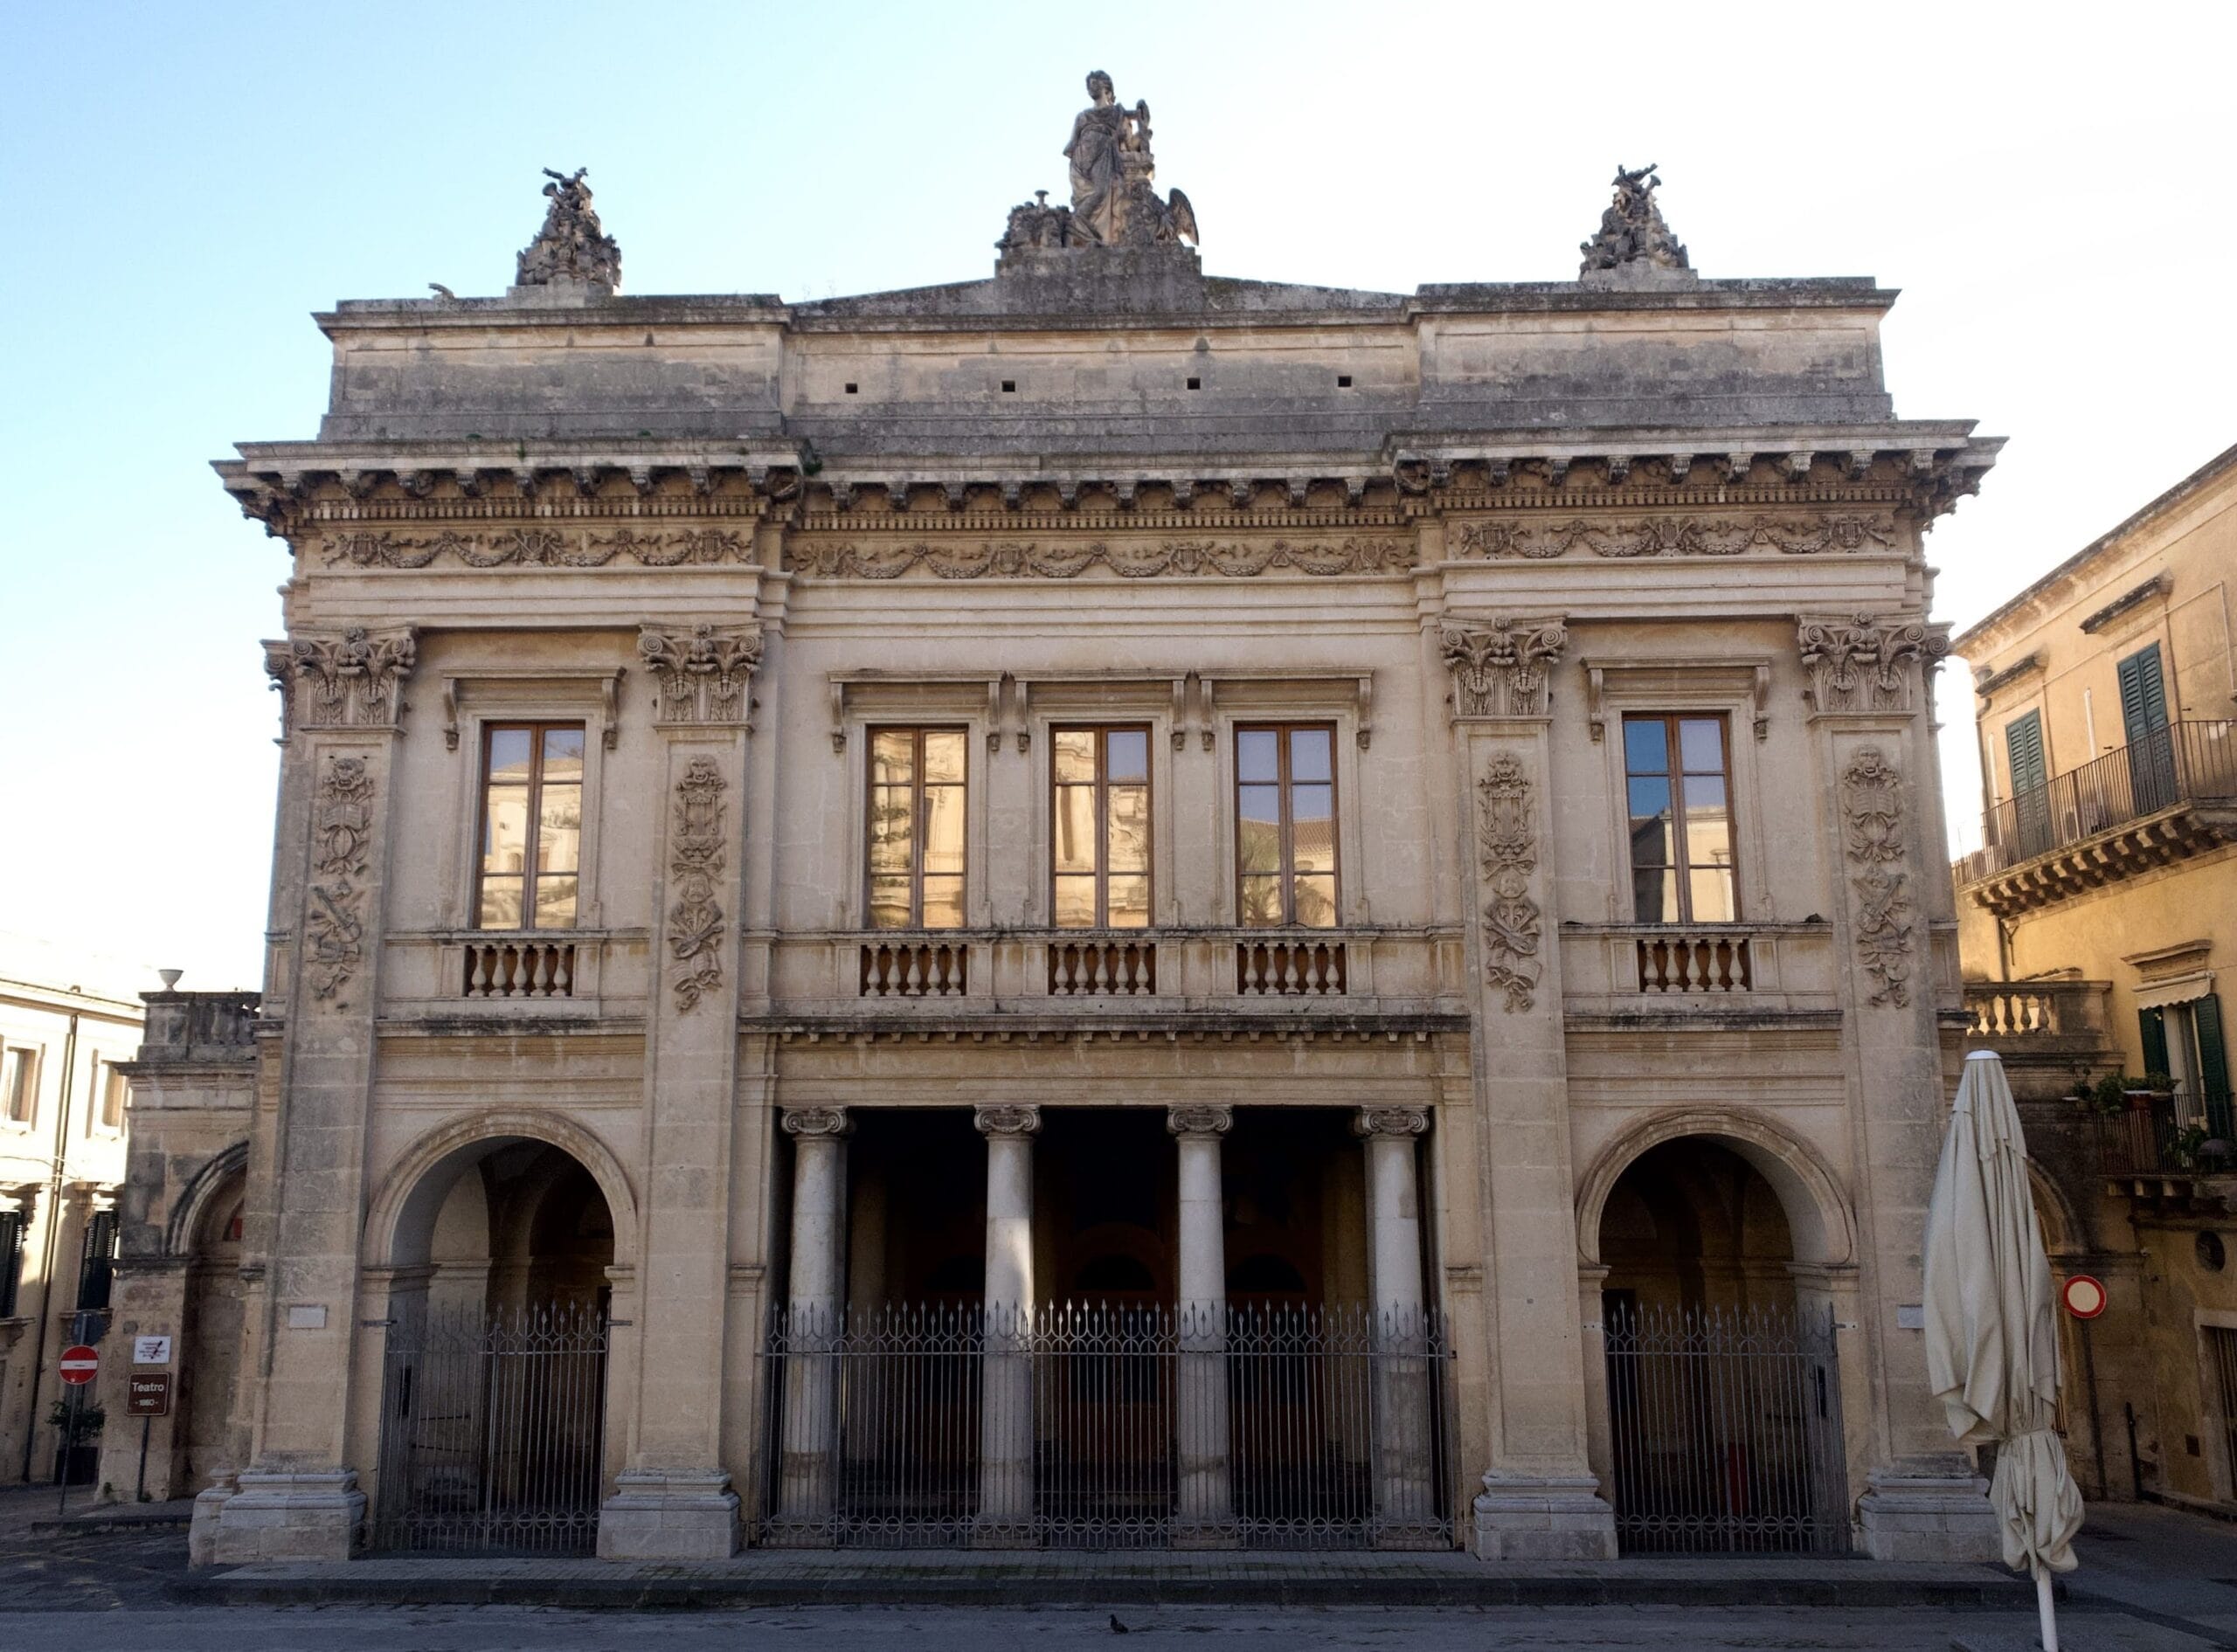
top-left (58, 1344), bottom-right (99, 1386)
top-left (2062, 1275), bottom-right (2108, 1320)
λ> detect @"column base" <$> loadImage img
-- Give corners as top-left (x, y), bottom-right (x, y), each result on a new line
top-left (211, 1469), bottom-right (365, 1563)
top-left (1471, 1470), bottom-right (1618, 1561)
top-left (1857, 1463), bottom-right (1998, 1562)
top-left (187, 1475), bottom-right (238, 1567)
top-left (597, 1469), bottom-right (740, 1560)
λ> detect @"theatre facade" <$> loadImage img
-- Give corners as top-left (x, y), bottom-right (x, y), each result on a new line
top-left (108, 86), bottom-right (2005, 1566)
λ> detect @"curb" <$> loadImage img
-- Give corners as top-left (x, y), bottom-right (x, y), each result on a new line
top-left (169, 1571), bottom-right (2044, 1611)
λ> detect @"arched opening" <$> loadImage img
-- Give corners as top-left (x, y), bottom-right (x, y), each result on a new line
top-left (1594, 1133), bottom-right (1847, 1556)
top-left (371, 1134), bottom-right (615, 1555)
top-left (178, 1166), bottom-right (247, 1492)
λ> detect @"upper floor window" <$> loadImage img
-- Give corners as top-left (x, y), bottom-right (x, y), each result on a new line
top-left (0, 1209), bottom-right (24, 1317)
top-left (477, 723), bottom-right (585, 930)
top-left (96, 1063), bottom-right (127, 1133)
top-left (1624, 714), bottom-right (1735, 923)
top-left (76, 1208), bottom-right (117, 1313)
top-left (1054, 728), bottom-right (1151, 929)
top-left (3, 1047), bottom-right (33, 1125)
top-left (869, 729), bottom-right (966, 930)
top-left (1236, 724), bottom-right (1338, 929)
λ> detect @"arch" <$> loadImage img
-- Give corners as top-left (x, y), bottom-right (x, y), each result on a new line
top-left (2027, 1158), bottom-right (2085, 1258)
top-left (166, 1141), bottom-right (250, 1258)
top-left (363, 1108), bottom-right (638, 1271)
top-left (1575, 1107), bottom-right (1856, 1270)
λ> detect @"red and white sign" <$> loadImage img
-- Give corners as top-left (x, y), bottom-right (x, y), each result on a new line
top-left (58, 1344), bottom-right (99, 1386)
top-left (2062, 1275), bottom-right (2108, 1320)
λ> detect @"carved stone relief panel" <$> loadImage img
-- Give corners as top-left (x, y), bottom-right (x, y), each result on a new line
top-left (306, 755), bottom-right (376, 1001)
top-left (266, 627), bottom-right (418, 736)
top-left (1475, 755), bottom-right (1543, 1013)
top-left (1797, 615), bottom-right (1950, 715)
top-left (1839, 746), bottom-right (1915, 1008)
top-left (666, 757), bottom-right (729, 1013)
top-left (1451, 514), bottom-right (1895, 561)
top-left (1442, 619), bottom-right (1568, 720)
top-left (639, 625), bottom-right (764, 727)
top-left (323, 528), bottom-right (752, 569)
top-left (790, 537), bottom-right (1414, 579)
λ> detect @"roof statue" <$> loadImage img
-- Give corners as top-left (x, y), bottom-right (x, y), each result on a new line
top-left (998, 71), bottom-right (1197, 259)
top-left (516, 167), bottom-right (622, 291)
top-left (1578, 163), bottom-right (1693, 287)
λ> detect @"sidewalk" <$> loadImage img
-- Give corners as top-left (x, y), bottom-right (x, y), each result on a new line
top-left (177, 1546), bottom-right (2039, 1610)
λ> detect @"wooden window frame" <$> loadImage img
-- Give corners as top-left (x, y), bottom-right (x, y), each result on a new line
top-left (1050, 725), bottom-right (1153, 930)
top-left (1233, 722), bottom-right (1341, 930)
top-left (474, 721), bottom-right (586, 933)
top-left (1622, 711), bottom-right (1740, 924)
top-left (864, 726), bottom-right (970, 930)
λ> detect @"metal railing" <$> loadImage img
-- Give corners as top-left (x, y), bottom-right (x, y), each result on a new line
top-left (371, 1300), bottom-right (610, 1555)
top-left (1603, 1303), bottom-right (1849, 1554)
top-left (1978, 720), bottom-right (2237, 870)
top-left (757, 1301), bottom-right (1451, 1550)
top-left (2097, 1086), bottom-right (2237, 1178)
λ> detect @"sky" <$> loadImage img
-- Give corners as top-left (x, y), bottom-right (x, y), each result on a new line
top-left (3, 0), bottom-right (2233, 992)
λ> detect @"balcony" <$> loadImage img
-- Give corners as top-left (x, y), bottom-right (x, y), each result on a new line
top-left (1961, 979), bottom-right (2117, 1104)
top-left (2097, 1085), bottom-right (2237, 1185)
top-left (1957, 721), bottom-right (2237, 918)
top-left (1558, 923), bottom-right (1839, 1021)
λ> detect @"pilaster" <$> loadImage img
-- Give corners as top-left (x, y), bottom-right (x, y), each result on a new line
top-left (1439, 615), bottom-right (1618, 1561)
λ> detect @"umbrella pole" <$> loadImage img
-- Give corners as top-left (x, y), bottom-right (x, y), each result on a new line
top-left (2034, 1563), bottom-right (2058, 1652)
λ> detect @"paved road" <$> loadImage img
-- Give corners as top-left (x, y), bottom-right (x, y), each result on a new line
top-left (2, 1489), bottom-right (2234, 1649)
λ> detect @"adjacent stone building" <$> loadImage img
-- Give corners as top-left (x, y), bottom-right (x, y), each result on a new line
top-left (1954, 441), bottom-right (2237, 1511)
top-left (118, 82), bottom-right (2008, 1564)
top-left (0, 934), bottom-right (146, 1488)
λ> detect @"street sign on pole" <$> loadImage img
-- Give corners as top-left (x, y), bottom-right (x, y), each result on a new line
top-left (126, 1373), bottom-right (171, 1416)
top-left (58, 1345), bottom-right (98, 1386)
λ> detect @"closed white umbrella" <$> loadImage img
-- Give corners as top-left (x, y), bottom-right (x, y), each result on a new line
top-left (1924, 1048), bottom-right (2084, 1650)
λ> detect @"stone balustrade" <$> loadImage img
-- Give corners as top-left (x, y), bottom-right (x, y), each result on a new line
top-left (1560, 923), bottom-right (1834, 1013)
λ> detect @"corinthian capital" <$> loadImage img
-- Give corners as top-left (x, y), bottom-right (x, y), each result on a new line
top-left (1440, 616), bottom-right (1568, 720)
top-left (639, 623), bottom-right (764, 727)
top-left (1796, 613), bottom-right (1949, 715)
top-left (264, 626), bottom-right (418, 736)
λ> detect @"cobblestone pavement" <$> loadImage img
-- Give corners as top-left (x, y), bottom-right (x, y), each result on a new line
top-left (1, 1488), bottom-right (2234, 1649)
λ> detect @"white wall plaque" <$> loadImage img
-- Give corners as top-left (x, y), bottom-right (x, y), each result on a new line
top-left (286, 1304), bottom-right (328, 1331)
top-left (132, 1335), bottom-right (173, 1365)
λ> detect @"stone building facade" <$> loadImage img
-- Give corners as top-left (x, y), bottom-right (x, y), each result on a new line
top-left (1954, 441), bottom-right (2237, 1511)
top-left (117, 88), bottom-right (2007, 1565)
top-left (0, 935), bottom-right (145, 1488)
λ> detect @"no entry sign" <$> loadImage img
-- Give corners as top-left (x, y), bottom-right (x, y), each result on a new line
top-left (2062, 1275), bottom-right (2108, 1320)
top-left (58, 1344), bottom-right (99, 1386)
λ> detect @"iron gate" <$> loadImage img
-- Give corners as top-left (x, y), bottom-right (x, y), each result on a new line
top-left (1603, 1301), bottom-right (1849, 1554)
top-left (758, 1301), bottom-right (1453, 1549)
top-left (371, 1299), bottom-right (610, 1554)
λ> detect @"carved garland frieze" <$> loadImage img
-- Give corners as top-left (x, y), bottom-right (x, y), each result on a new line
top-left (1476, 755), bottom-right (1543, 1013)
top-left (1452, 514), bottom-right (1895, 561)
top-left (1442, 619), bottom-right (1569, 719)
top-left (1797, 614), bottom-right (1950, 715)
top-left (321, 527), bottom-right (752, 569)
top-left (1839, 746), bottom-right (1915, 1008)
top-left (306, 756), bottom-right (376, 1000)
top-left (790, 537), bottom-right (1415, 579)
top-left (639, 624), bottom-right (763, 726)
top-left (266, 627), bottom-right (417, 736)
top-left (667, 757), bottom-right (729, 1013)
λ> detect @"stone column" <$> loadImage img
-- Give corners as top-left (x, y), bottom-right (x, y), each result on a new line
top-left (597, 624), bottom-right (763, 1561)
top-left (1438, 617), bottom-right (1618, 1560)
top-left (770, 1107), bottom-right (849, 1538)
top-left (1357, 1106), bottom-right (1437, 1544)
top-left (1797, 615), bottom-right (1998, 1560)
top-left (974, 1104), bottom-right (1038, 1544)
top-left (1168, 1105), bottom-right (1234, 1544)
top-left (216, 627), bottom-right (414, 1563)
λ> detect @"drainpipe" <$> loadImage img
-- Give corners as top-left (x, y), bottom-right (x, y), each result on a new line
top-left (19, 1006), bottom-right (80, 1483)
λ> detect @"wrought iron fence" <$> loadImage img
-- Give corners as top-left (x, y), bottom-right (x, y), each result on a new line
top-left (2098, 1086), bottom-right (2237, 1176)
top-left (371, 1299), bottom-right (610, 1555)
top-left (757, 1301), bottom-right (1451, 1550)
top-left (1603, 1302), bottom-right (1849, 1554)
top-left (1983, 719), bottom-right (2237, 867)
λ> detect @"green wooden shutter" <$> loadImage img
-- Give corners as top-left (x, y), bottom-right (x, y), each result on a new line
top-left (2005, 711), bottom-right (2047, 793)
top-left (2196, 996), bottom-right (2233, 1136)
top-left (2140, 1006), bottom-right (2172, 1079)
top-left (2117, 645), bottom-right (2170, 743)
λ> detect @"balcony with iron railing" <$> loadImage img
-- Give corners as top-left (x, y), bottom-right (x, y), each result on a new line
top-left (2096, 1084), bottom-right (2237, 1184)
top-left (1955, 720), bottom-right (2237, 917)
